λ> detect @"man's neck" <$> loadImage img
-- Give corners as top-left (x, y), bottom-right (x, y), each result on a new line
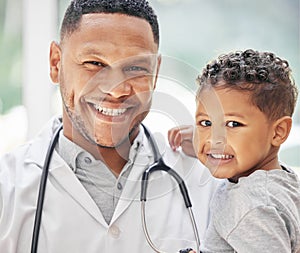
top-left (71, 135), bottom-right (133, 176)
top-left (63, 128), bottom-right (139, 176)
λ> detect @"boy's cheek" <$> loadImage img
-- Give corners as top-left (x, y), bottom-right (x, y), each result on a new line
top-left (193, 128), bottom-right (201, 156)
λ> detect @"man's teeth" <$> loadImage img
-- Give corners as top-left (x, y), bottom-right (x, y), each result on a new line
top-left (93, 104), bottom-right (127, 116)
top-left (210, 154), bottom-right (233, 159)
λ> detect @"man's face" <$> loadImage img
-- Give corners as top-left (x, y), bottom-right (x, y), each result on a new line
top-left (50, 13), bottom-right (160, 149)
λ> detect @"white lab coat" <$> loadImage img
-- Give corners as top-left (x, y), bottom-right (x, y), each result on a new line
top-left (0, 117), bottom-right (219, 253)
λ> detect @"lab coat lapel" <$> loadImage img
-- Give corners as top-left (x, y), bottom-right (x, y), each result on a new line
top-left (110, 128), bottom-right (155, 223)
top-left (110, 127), bottom-right (168, 223)
top-left (25, 117), bottom-right (108, 227)
top-left (110, 148), bottom-right (151, 223)
top-left (49, 153), bottom-right (109, 227)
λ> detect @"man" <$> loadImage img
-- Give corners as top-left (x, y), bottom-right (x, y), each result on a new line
top-left (0, 0), bottom-right (218, 252)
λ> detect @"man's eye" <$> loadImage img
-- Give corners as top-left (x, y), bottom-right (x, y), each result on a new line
top-left (226, 121), bottom-right (243, 128)
top-left (124, 66), bottom-right (148, 73)
top-left (199, 120), bottom-right (212, 127)
top-left (84, 61), bottom-right (105, 67)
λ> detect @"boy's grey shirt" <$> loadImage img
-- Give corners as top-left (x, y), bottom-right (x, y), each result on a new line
top-left (201, 167), bottom-right (300, 253)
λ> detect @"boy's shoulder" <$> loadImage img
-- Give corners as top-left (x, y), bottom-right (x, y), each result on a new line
top-left (214, 168), bottom-right (300, 205)
top-left (211, 168), bottom-right (300, 230)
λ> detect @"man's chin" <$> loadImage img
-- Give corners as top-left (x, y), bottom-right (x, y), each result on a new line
top-left (94, 140), bottom-right (125, 149)
top-left (94, 123), bottom-right (140, 149)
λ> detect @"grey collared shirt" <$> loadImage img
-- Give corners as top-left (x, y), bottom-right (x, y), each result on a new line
top-left (55, 130), bottom-right (143, 225)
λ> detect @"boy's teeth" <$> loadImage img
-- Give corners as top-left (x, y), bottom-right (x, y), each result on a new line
top-left (210, 154), bottom-right (233, 159)
top-left (93, 104), bottom-right (127, 116)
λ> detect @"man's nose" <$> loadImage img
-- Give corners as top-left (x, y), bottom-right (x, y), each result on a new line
top-left (98, 68), bottom-right (132, 98)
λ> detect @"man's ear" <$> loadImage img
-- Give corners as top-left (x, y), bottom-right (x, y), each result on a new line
top-left (153, 54), bottom-right (161, 90)
top-left (271, 116), bottom-right (292, 147)
top-left (49, 41), bottom-right (61, 84)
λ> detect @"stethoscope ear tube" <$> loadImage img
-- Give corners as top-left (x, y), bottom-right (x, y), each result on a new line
top-left (31, 124), bottom-right (63, 253)
top-left (141, 124), bottom-right (192, 207)
top-left (141, 159), bottom-right (192, 208)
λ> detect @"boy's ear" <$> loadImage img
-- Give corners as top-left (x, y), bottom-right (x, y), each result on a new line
top-left (271, 116), bottom-right (292, 147)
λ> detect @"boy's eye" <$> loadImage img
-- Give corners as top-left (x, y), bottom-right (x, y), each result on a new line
top-left (226, 121), bottom-right (243, 128)
top-left (199, 120), bottom-right (212, 127)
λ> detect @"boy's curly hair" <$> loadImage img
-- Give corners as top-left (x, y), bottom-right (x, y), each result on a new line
top-left (197, 49), bottom-right (298, 121)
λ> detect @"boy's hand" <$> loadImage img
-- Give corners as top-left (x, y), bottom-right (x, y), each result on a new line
top-left (168, 125), bottom-right (196, 158)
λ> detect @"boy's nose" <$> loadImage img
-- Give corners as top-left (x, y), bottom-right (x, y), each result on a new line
top-left (208, 125), bottom-right (227, 146)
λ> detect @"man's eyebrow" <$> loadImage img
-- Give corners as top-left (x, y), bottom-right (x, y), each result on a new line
top-left (78, 48), bottom-right (155, 65)
top-left (78, 51), bottom-right (104, 58)
top-left (118, 55), bottom-right (158, 69)
top-left (126, 56), bottom-right (153, 64)
top-left (78, 45), bottom-right (107, 57)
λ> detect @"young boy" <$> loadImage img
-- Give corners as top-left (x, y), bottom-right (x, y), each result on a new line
top-left (169, 49), bottom-right (300, 252)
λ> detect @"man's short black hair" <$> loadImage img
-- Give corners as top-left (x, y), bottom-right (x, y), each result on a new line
top-left (60, 0), bottom-right (159, 45)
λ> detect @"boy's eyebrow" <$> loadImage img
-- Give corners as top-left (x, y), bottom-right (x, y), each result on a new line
top-left (195, 112), bottom-right (246, 119)
top-left (224, 113), bottom-right (246, 118)
top-left (195, 112), bottom-right (209, 117)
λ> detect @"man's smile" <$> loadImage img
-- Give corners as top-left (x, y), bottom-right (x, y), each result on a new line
top-left (93, 104), bottom-right (127, 116)
top-left (86, 101), bottom-right (133, 121)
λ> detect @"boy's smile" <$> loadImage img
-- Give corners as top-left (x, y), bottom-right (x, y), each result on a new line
top-left (194, 87), bottom-right (280, 182)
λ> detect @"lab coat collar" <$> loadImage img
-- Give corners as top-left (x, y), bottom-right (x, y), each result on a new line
top-left (24, 118), bottom-right (167, 171)
top-left (23, 117), bottom-right (172, 227)
top-left (24, 116), bottom-right (62, 168)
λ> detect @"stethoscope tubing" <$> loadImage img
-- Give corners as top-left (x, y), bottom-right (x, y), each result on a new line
top-left (30, 123), bottom-right (200, 253)
top-left (31, 124), bottom-right (63, 253)
top-left (141, 125), bottom-right (200, 253)
top-left (141, 201), bottom-right (200, 253)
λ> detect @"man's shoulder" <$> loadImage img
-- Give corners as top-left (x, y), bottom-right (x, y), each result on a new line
top-left (0, 116), bottom-right (61, 172)
top-left (0, 141), bottom-right (31, 166)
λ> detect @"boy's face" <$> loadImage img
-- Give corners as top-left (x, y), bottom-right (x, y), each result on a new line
top-left (194, 86), bottom-right (278, 182)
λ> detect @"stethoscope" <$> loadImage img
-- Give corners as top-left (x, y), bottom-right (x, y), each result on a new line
top-left (31, 123), bottom-right (200, 253)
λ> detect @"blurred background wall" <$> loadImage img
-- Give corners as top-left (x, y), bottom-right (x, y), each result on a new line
top-left (0, 0), bottom-right (299, 168)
